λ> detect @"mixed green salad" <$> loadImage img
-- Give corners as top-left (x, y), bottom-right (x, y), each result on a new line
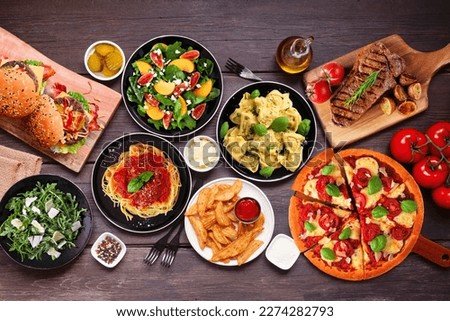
top-left (126, 41), bottom-right (221, 131)
top-left (0, 182), bottom-right (86, 261)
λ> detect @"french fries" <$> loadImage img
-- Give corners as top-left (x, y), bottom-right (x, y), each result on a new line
top-left (185, 179), bottom-right (265, 265)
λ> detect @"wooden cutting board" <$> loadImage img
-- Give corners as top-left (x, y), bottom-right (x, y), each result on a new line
top-left (303, 34), bottom-right (450, 148)
top-left (0, 27), bottom-right (122, 172)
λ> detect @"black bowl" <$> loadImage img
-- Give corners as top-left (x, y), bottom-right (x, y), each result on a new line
top-left (0, 175), bottom-right (92, 270)
top-left (215, 81), bottom-right (317, 182)
top-left (121, 35), bottom-right (223, 138)
top-left (91, 133), bottom-right (192, 233)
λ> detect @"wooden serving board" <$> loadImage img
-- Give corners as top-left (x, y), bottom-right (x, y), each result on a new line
top-left (303, 34), bottom-right (450, 148)
top-left (0, 27), bottom-right (122, 172)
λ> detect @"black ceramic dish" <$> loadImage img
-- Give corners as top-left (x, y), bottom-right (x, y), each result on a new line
top-left (215, 81), bottom-right (317, 182)
top-left (0, 175), bottom-right (92, 270)
top-left (91, 133), bottom-right (192, 233)
top-left (121, 35), bottom-right (223, 138)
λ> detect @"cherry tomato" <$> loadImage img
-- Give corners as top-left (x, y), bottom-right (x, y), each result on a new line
top-left (354, 168), bottom-right (372, 188)
top-left (431, 185), bottom-right (450, 209)
top-left (426, 121), bottom-right (450, 158)
top-left (318, 210), bottom-right (340, 232)
top-left (362, 223), bottom-right (381, 242)
top-left (390, 128), bottom-right (429, 163)
top-left (353, 192), bottom-right (367, 210)
top-left (412, 156), bottom-right (449, 189)
top-left (382, 198), bottom-right (402, 219)
top-left (306, 79), bottom-right (332, 104)
top-left (319, 62), bottom-right (345, 86)
top-left (333, 240), bottom-right (354, 257)
top-left (300, 203), bottom-right (316, 221)
top-left (391, 226), bottom-right (411, 241)
top-left (381, 175), bottom-right (394, 192)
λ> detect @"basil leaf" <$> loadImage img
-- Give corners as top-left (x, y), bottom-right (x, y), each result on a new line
top-left (338, 227), bottom-right (352, 240)
top-left (140, 171), bottom-right (154, 183)
top-left (371, 205), bottom-right (389, 219)
top-left (369, 235), bottom-right (387, 252)
top-left (270, 116), bottom-right (290, 132)
top-left (326, 183), bottom-right (341, 197)
top-left (250, 89), bottom-right (260, 99)
top-left (219, 121), bottom-right (229, 140)
top-left (368, 176), bottom-right (382, 195)
top-left (253, 123), bottom-right (268, 136)
top-left (320, 247), bottom-right (336, 261)
top-left (401, 200), bottom-right (417, 213)
top-left (297, 118), bottom-right (311, 136)
top-left (259, 166), bottom-right (274, 178)
top-left (127, 177), bottom-right (143, 193)
top-left (321, 165), bottom-right (335, 176)
top-left (304, 221), bottom-right (316, 232)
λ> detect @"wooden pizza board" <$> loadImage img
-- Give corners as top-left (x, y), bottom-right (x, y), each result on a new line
top-left (0, 27), bottom-right (122, 172)
top-left (303, 34), bottom-right (450, 148)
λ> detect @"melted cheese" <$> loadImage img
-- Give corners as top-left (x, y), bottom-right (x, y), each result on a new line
top-left (361, 187), bottom-right (383, 209)
top-left (303, 178), bottom-right (319, 198)
top-left (383, 237), bottom-right (404, 255)
top-left (394, 211), bottom-right (416, 228)
top-left (344, 163), bottom-right (354, 183)
top-left (355, 157), bottom-right (379, 176)
top-left (351, 247), bottom-right (364, 269)
top-left (387, 183), bottom-right (405, 198)
top-left (331, 195), bottom-right (352, 209)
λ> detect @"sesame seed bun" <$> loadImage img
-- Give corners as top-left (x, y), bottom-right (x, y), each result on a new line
top-left (0, 68), bottom-right (38, 117)
top-left (24, 95), bottom-right (64, 149)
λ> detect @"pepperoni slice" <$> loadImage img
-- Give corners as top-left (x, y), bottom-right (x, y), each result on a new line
top-left (316, 176), bottom-right (335, 201)
top-left (299, 203), bottom-right (316, 221)
top-left (334, 240), bottom-right (354, 258)
top-left (362, 223), bottom-right (381, 242)
top-left (391, 225), bottom-right (411, 241)
top-left (353, 192), bottom-right (367, 209)
top-left (382, 198), bottom-right (402, 219)
top-left (354, 168), bottom-right (372, 188)
top-left (381, 175), bottom-right (394, 192)
top-left (318, 211), bottom-right (340, 232)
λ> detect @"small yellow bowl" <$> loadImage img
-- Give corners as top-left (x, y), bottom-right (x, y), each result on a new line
top-left (84, 40), bottom-right (125, 81)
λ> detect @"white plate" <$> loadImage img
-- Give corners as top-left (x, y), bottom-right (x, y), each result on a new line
top-left (184, 177), bottom-right (275, 266)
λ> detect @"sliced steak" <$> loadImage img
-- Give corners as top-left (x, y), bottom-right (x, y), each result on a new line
top-left (330, 42), bottom-right (405, 127)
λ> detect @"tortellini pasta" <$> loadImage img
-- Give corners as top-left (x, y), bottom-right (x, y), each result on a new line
top-left (223, 90), bottom-right (306, 175)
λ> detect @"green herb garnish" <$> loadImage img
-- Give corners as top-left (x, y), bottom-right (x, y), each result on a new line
top-left (270, 116), bottom-right (290, 132)
top-left (368, 176), bottom-right (382, 195)
top-left (320, 248), bottom-right (336, 261)
top-left (321, 165), bottom-right (335, 176)
top-left (304, 221), bottom-right (316, 232)
top-left (219, 121), bottom-right (229, 140)
top-left (297, 118), bottom-right (311, 136)
top-left (250, 89), bottom-right (261, 99)
top-left (259, 166), bottom-right (274, 178)
top-left (369, 235), bottom-right (387, 253)
top-left (339, 227), bottom-right (352, 240)
top-left (344, 71), bottom-right (379, 107)
top-left (401, 200), bottom-right (418, 213)
top-left (326, 183), bottom-right (341, 197)
top-left (127, 171), bottom-right (154, 193)
top-left (371, 205), bottom-right (389, 219)
top-left (253, 123), bottom-right (268, 136)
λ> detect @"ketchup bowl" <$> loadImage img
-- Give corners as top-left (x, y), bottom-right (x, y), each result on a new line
top-left (234, 197), bottom-right (261, 224)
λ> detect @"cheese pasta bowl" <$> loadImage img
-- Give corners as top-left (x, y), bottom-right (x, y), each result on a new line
top-left (216, 81), bottom-right (317, 182)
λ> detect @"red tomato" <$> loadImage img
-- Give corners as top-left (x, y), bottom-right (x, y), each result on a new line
top-left (432, 185), bottom-right (450, 209)
top-left (381, 175), bottom-right (394, 192)
top-left (306, 79), bottom-right (332, 104)
top-left (426, 121), bottom-right (450, 158)
top-left (382, 198), bottom-right (402, 218)
top-left (412, 156), bottom-right (449, 189)
top-left (362, 223), bottom-right (381, 242)
top-left (391, 226), bottom-right (411, 241)
top-left (354, 168), bottom-right (372, 188)
top-left (300, 203), bottom-right (316, 221)
top-left (316, 176), bottom-right (335, 201)
top-left (318, 211), bottom-right (340, 232)
top-left (333, 240), bottom-right (354, 258)
top-left (353, 192), bottom-right (367, 209)
top-left (390, 128), bottom-right (429, 163)
top-left (319, 62), bottom-right (345, 86)
top-left (42, 64), bottom-right (56, 81)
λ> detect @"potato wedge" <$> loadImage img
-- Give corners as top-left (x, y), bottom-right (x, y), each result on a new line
top-left (237, 240), bottom-right (264, 266)
top-left (378, 97), bottom-right (396, 115)
top-left (188, 216), bottom-right (207, 250)
top-left (407, 82), bottom-right (422, 100)
top-left (398, 100), bottom-right (417, 115)
top-left (393, 84), bottom-right (408, 102)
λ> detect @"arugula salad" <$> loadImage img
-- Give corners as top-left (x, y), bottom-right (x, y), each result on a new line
top-left (0, 182), bottom-right (86, 261)
top-left (126, 41), bottom-right (221, 131)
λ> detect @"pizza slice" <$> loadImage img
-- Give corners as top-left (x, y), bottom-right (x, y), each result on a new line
top-left (291, 148), bottom-right (353, 210)
top-left (304, 215), bottom-right (364, 281)
top-left (289, 196), bottom-right (353, 252)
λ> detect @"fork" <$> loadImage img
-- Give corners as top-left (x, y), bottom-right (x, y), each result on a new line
top-left (225, 58), bottom-right (263, 81)
top-left (160, 219), bottom-right (185, 267)
top-left (143, 218), bottom-right (182, 265)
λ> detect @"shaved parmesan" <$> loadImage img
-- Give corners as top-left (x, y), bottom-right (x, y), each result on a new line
top-left (52, 231), bottom-right (65, 243)
top-left (31, 206), bottom-right (41, 215)
top-left (28, 235), bottom-right (43, 248)
top-left (11, 218), bottom-right (23, 229)
top-left (71, 221), bottom-right (82, 232)
top-left (25, 197), bottom-right (37, 207)
top-left (45, 200), bottom-right (53, 212)
top-left (47, 207), bottom-right (60, 219)
top-left (47, 247), bottom-right (61, 259)
top-left (31, 220), bottom-right (45, 234)
top-left (57, 240), bottom-right (67, 249)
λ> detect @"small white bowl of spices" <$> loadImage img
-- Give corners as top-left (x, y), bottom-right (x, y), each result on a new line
top-left (91, 232), bottom-right (126, 268)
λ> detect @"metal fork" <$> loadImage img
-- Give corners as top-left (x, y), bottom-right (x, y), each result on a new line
top-left (225, 58), bottom-right (263, 81)
top-left (143, 218), bottom-right (182, 265)
top-left (160, 219), bottom-right (185, 267)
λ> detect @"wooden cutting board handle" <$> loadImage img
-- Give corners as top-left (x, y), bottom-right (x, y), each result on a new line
top-left (412, 42), bottom-right (450, 80)
top-left (412, 235), bottom-right (450, 268)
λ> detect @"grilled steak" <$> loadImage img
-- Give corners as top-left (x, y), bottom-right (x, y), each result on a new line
top-left (330, 42), bottom-right (405, 127)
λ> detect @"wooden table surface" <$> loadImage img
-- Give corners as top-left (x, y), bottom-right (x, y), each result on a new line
top-left (0, 0), bottom-right (449, 301)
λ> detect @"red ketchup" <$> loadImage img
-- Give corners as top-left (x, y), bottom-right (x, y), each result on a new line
top-left (234, 197), bottom-right (261, 224)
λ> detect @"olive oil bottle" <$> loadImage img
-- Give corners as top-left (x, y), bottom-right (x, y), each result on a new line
top-left (275, 36), bottom-right (314, 74)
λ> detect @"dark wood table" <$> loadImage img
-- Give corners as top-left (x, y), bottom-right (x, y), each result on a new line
top-left (0, 0), bottom-right (449, 301)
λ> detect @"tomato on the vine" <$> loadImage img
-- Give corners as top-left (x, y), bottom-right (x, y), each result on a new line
top-left (306, 79), bottom-right (332, 104)
top-left (412, 156), bottom-right (448, 189)
top-left (389, 128), bottom-right (429, 163)
top-left (432, 185), bottom-right (450, 210)
top-left (426, 121), bottom-right (450, 158)
top-left (319, 62), bottom-right (345, 86)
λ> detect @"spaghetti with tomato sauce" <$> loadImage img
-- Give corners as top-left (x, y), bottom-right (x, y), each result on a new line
top-left (102, 143), bottom-right (180, 220)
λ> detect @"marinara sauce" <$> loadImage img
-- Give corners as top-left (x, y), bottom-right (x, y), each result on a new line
top-left (234, 197), bottom-right (261, 223)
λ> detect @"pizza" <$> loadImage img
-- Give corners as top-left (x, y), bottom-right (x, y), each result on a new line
top-left (289, 148), bottom-right (423, 280)
top-left (291, 149), bottom-right (353, 210)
